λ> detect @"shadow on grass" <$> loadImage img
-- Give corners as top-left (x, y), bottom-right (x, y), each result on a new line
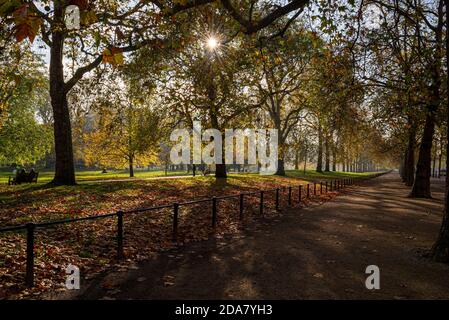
top-left (286, 170), bottom-right (377, 182)
top-left (0, 170), bottom-right (378, 217)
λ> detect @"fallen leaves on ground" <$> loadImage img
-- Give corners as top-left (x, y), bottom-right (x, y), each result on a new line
top-left (0, 175), bottom-right (341, 299)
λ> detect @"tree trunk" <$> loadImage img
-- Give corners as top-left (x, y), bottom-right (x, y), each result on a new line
top-left (273, 114), bottom-right (285, 176)
top-left (324, 134), bottom-right (330, 172)
top-left (316, 124), bottom-right (323, 172)
top-left (430, 0), bottom-right (449, 262)
top-left (402, 150), bottom-right (410, 184)
top-left (50, 4), bottom-right (76, 185)
top-left (129, 157), bottom-right (134, 177)
top-left (204, 58), bottom-right (227, 179)
top-left (399, 155), bottom-right (405, 180)
top-left (294, 150), bottom-right (299, 170)
top-left (332, 146), bottom-right (337, 171)
top-left (410, 112), bottom-right (436, 198)
top-left (432, 146), bottom-right (437, 178)
top-left (303, 144), bottom-right (307, 175)
top-left (403, 124), bottom-right (416, 187)
top-left (275, 159), bottom-right (285, 176)
top-left (411, 0), bottom-right (443, 197)
top-left (215, 163), bottom-right (227, 178)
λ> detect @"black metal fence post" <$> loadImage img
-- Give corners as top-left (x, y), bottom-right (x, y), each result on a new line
top-left (173, 203), bottom-right (179, 242)
top-left (260, 191), bottom-right (264, 215)
top-left (325, 181), bottom-right (328, 193)
top-left (288, 186), bottom-right (292, 206)
top-left (117, 211), bottom-right (124, 260)
top-left (26, 222), bottom-right (35, 288)
top-left (307, 184), bottom-right (310, 198)
top-left (320, 182), bottom-right (323, 194)
top-left (314, 183), bottom-right (316, 195)
top-left (239, 193), bottom-right (244, 220)
top-left (275, 188), bottom-right (280, 210)
top-left (212, 197), bottom-right (217, 227)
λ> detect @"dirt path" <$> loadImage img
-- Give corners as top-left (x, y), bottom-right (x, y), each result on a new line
top-left (62, 173), bottom-right (449, 299)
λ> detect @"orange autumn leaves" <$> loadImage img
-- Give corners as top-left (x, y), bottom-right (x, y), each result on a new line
top-left (102, 47), bottom-right (124, 66)
top-left (3, 1), bottom-right (123, 67)
top-left (12, 4), bottom-right (40, 43)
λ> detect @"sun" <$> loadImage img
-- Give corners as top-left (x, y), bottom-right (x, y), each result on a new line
top-left (206, 37), bottom-right (219, 50)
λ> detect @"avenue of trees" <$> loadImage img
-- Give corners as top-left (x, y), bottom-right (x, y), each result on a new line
top-left (1, 1), bottom-right (449, 261)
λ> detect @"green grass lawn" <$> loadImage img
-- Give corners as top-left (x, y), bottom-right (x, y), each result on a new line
top-left (0, 168), bottom-right (377, 185)
top-left (0, 169), bottom-right (190, 184)
top-left (286, 169), bottom-right (378, 181)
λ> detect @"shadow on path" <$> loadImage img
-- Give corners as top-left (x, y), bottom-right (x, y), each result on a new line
top-left (57, 173), bottom-right (449, 300)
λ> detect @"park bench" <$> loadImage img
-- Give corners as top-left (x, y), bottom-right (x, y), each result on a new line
top-left (8, 171), bottom-right (39, 185)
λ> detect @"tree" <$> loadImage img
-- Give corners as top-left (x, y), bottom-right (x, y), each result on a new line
top-left (250, 26), bottom-right (315, 175)
top-left (0, 0), bottom-right (311, 185)
top-left (152, 8), bottom-right (259, 178)
top-left (84, 84), bottom-right (165, 177)
top-left (366, 0), bottom-right (445, 198)
top-left (0, 39), bottom-right (26, 128)
top-left (430, 0), bottom-right (449, 263)
top-left (0, 52), bottom-right (53, 164)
